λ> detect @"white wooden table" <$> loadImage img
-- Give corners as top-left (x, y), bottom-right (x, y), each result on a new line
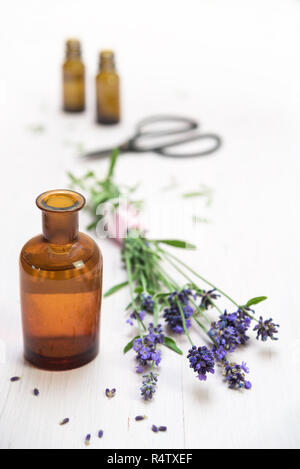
top-left (0, 0), bottom-right (300, 449)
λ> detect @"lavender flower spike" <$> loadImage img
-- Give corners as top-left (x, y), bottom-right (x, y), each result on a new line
top-left (164, 289), bottom-right (194, 334)
top-left (253, 317), bottom-right (279, 342)
top-left (209, 310), bottom-right (251, 356)
top-left (198, 289), bottom-right (220, 309)
top-left (133, 323), bottom-right (164, 367)
top-left (187, 346), bottom-right (215, 381)
top-left (141, 294), bottom-right (155, 313)
top-left (223, 361), bottom-right (252, 390)
top-left (140, 372), bottom-right (158, 400)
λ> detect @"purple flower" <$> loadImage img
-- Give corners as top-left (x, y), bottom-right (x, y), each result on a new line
top-left (222, 361), bottom-right (252, 390)
top-left (198, 289), bottom-right (220, 309)
top-left (164, 289), bottom-right (194, 334)
top-left (151, 350), bottom-right (162, 366)
top-left (126, 310), bottom-right (146, 326)
top-left (142, 294), bottom-right (155, 313)
top-left (187, 346), bottom-right (215, 381)
top-left (213, 346), bottom-right (227, 361)
top-left (209, 310), bottom-right (251, 356)
top-left (133, 323), bottom-right (164, 367)
top-left (145, 323), bottom-right (165, 345)
top-left (253, 317), bottom-right (279, 342)
top-left (140, 372), bottom-right (158, 400)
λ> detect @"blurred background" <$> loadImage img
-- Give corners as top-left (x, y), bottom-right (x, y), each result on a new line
top-left (1, 0), bottom-right (299, 237)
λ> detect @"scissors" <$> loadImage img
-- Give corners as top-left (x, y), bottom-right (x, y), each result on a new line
top-left (84, 115), bottom-right (222, 159)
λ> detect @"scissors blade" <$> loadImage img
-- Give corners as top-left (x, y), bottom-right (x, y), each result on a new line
top-left (83, 147), bottom-right (119, 159)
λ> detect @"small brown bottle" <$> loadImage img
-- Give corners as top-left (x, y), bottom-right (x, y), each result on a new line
top-left (62, 39), bottom-right (85, 112)
top-left (96, 50), bottom-right (120, 125)
top-left (19, 190), bottom-right (103, 371)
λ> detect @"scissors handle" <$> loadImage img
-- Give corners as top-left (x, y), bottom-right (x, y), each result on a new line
top-left (136, 115), bottom-right (198, 137)
top-left (83, 115), bottom-right (222, 159)
top-left (155, 133), bottom-right (222, 158)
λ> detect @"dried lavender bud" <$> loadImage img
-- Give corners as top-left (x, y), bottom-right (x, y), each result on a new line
top-left (152, 424), bottom-right (159, 433)
top-left (60, 418), bottom-right (69, 426)
top-left (135, 415), bottom-right (147, 421)
top-left (33, 388), bottom-right (39, 396)
top-left (98, 430), bottom-right (103, 438)
top-left (10, 376), bottom-right (21, 382)
top-left (85, 434), bottom-right (91, 446)
top-left (159, 426), bottom-right (167, 432)
top-left (105, 388), bottom-right (116, 398)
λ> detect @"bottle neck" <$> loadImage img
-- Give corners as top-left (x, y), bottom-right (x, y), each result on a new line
top-left (36, 190), bottom-right (85, 245)
top-left (65, 39), bottom-right (81, 60)
top-left (42, 212), bottom-right (79, 244)
top-left (99, 51), bottom-right (116, 72)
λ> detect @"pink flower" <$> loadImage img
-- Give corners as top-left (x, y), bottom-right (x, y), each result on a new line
top-left (106, 203), bottom-right (143, 245)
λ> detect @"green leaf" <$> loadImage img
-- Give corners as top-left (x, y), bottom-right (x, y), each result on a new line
top-left (163, 336), bottom-right (183, 355)
top-left (106, 148), bottom-right (119, 180)
top-left (153, 292), bottom-right (172, 298)
top-left (91, 192), bottom-right (110, 206)
top-left (182, 191), bottom-right (207, 198)
top-left (104, 281), bottom-right (129, 297)
top-left (154, 239), bottom-right (196, 250)
top-left (244, 296), bottom-right (268, 307)
top-left (84, 171), bottom-right (95, 179)
top-left (67, 171), bottom-right (86, 190)
top-left (123, 336), bottom-right (139, 354)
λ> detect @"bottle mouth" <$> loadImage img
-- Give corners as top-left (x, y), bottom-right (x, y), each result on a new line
top-left (36, 189), bottom-right (85, 213)
top-left (100, 49), bottom-right (114, 58)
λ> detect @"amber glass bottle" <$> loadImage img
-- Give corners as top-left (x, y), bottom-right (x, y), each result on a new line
top-left (19, 190), bottom-right (102, 371)
top-left (96, 50), bottom-right (120, 124)
top-left (62, 39), bottom-right (85, 112)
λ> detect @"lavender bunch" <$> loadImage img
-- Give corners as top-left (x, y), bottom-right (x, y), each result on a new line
top-left (70, 150), bottom-right (280, 402)
top-left (108, 232), bottom-right (279, 399)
